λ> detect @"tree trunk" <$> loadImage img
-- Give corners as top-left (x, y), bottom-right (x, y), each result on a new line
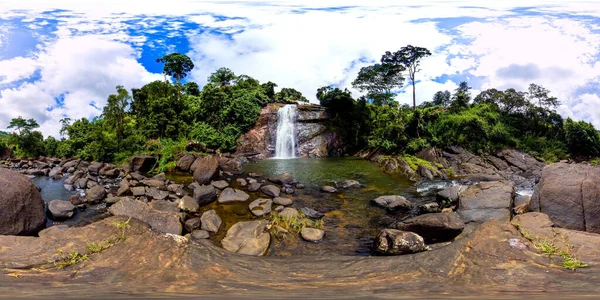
top-left (412, 79), bottom-right (416, 110)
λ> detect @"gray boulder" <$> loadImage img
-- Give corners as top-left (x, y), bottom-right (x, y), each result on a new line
top-left (149, 200), bottom-right (180, 213)
top-left (394, 212), bottom-right (465, 243)
top-left (179, 196), bottom-right (199, 212)
top-left (269, 172), bottom-right (295, 185)
top-left (248, 182), bottom-right (262, 192)
top-left (436, 185), bottom-right (467, 205)
top-left (249, 198), bottom-right (273, 217)
top-left (260, 185), bottom-right (280, 198)
top-left (184, 217), bottom-right (202, 232)
top-left (200, 210), bottom-right (222, 233)
top-left (47, 200), bottom-right (77, 219)
top-left (193, 155), bottom-right (220, 185)
top-left (130, 155), bottom-right (156, 173)
top-left (372, 195), bottom-right (412, 210)
top-left (211, 180), bottom-right (229, 190)
top-left (218, 188), bottom-right (250, 203)
top-left (320, 186), bottom-right (337, 193)
top-left (280, 207), bottom-right (299, 219)
top-left (193, 185), bottom-right (217, 206)
top-left (457, 181), bottom-right (513, 223)
top-left (338, 179), bottom-right (360, 189)
top-left (301, 228), bottom-right (325, 242)
top-left (86, 185), bottom-right (106, 203)
top-left (176, 154), bottom-right (196, 172)
top-left (273, 197), bottom-right (293, 206)
top-left (531, 163), bottom-right (600, 233)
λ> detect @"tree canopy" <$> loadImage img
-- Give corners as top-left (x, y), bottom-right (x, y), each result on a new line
top-left (156, 53), bottom-right (195, 84)
top-left (381, 45), bottom-right (431, 109)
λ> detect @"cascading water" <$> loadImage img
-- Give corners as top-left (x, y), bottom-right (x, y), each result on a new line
top-left (274, 104), bottom-right (297, 159)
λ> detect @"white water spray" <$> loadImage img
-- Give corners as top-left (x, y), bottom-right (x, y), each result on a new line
top-left (274, 104), bottom-right (297, 159)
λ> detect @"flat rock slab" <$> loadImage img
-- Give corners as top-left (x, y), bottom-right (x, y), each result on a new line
top-left (221, 220), bottom-right (270, 256)
top-left (260, 185), bottom-right (280, 198)
top-left (109, 198), bottom-right (182, 235)
top-left (218, 188), bottom-right (250, 203)
top-left (273, 197), bottom-right (293, 206)
top-left (458, 181), bottom-right (513, 223)
top-left (249, 198), bottom-right (272, 217)
top-left (211, 180), bottom-right (229, 190)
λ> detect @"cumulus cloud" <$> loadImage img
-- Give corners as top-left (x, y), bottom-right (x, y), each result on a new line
top-left (0, 35), bottom-right (162, 137)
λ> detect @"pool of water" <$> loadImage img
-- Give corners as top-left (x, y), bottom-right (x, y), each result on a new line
top-left (31, 176), bottom-right (108, 228)
top-left (240, 157), bottom-right (437, 256)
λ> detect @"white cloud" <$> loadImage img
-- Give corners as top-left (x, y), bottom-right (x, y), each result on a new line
top-left (0, 35), bottom-right (162, 137)
top-left (0, 56), bottom-right (39, 85)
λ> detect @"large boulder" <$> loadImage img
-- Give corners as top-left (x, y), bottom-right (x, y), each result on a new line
top-left (47, 200), bottom-right (77, 219)
top-left (436, 185), bottom-right (467, 206)
top-left (109, 198), bottom-right (182, 235)
top-left (193, 185), bottom-right (217, 206)
top-left (373, 229), bottom-right (427, 255)
top-left (193, 155), bottom-right (220, 185)
top-left (531, 163), bottom-right (600, 233)
top-left (394, 212), bottom-right (465, 243)
top-left (221, 220), bottom-right (270, 256)
top-left (457, 181), bottom-right (513, 223)
top-left (0, 168), bottom-right (46, 235)
top-left (130, 155), bottom-right (157, 173)
top-left (88, 162), bottom-right (104, 175)
top-left (372, 195), bottom-right (412, 211)
top-left (86, 185), bottom-right (106, 203)
top-left (176, 154), bottom-right (196, 172)
top-left (218, 188), bottom-right (250, 203)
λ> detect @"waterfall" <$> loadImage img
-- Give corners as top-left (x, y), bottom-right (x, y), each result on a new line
top-left (274, 104), bottom-right (297, 159)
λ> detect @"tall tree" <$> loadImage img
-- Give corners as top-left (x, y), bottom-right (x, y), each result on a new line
top-left (59, 117), bottom-right (71, 139)
top-left (156, 53), bottom-right (194, 85)
top-left (8, 117), bottom-right (39, 135)
top-left (352, 63), bottom-right (405, 105)
top-left (449, 81), bottom-right (472, 111)
top-left (381, 45), bottom-right (431, 109)
top-left (527, 83), bottom-right (560, 110)
top-left (432, 90), bottom-right (452, 107)
top-left (103, 85), bottom-right (131, 145)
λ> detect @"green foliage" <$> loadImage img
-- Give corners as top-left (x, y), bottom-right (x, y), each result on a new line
top-left (150, 139), bottom-right (188, 173)
top-left (6, 117), bottom-right (45, 157)
top-left (274, 87), bottom-right (308, 103)
top-left (564, 118), bottom-right (600, 157)
top-left (381, 45), bottom-right (431, 109)
top-left (351, 63), bottom-right (404, 105)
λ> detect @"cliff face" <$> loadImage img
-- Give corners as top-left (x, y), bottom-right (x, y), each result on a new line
top-left (235, 103), bottom-right (343, 160)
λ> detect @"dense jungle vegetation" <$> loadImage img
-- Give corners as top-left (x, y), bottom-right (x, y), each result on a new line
top-left (3, 46), bottom-right (600, 168)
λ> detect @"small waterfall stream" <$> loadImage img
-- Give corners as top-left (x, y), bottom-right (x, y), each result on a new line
top-left (274, 104), bottom-right (297, 159)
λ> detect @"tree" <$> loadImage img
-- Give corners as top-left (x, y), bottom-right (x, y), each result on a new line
top-left (183, 82), bottom-right (200, 96)
top-left (381, 45), bottom-right (432, 109)
top-left (432, 90), bottom-right (452, 107)
top-left (103, 85), bottom-right (131, 145)
top-left (352, 63), bottom-right (405, 105)
top-left (449, 81), bottom-right (472, 111)
top-left (209, 67), bottom-right (237, 87)
top-left (261, 81), bottom-right (278, 101)
top-left (527, 83), bottom-right (560, 110)
top-left (316, 86), bottom-right (354, 113)
top-left (59, 118), bottom-right (71, 139)
top-left (8, 117), bottom-right (38, 135)
top-left (156, 53), bottom-right (194, 84)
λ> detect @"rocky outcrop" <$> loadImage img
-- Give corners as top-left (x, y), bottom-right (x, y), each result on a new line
top-left (531, 163), bottom-right (600, 233)
top-left (109, 198), bottom-right (182, 235)
top-left (235, 104), bottom-right (343, 160)
top-left (0, 168), bottom-right (46, 235)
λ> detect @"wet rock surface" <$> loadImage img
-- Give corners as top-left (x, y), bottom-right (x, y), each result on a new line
top-left (109, 198), bottom-right (182, 235)
top-left (373, 229), bottom-right (427, 255)
top-left (221, 220), bottom-right (270, 256)
top-left (394, 212), bottom-right (465, 243)
top-left (457, 181), bottom-right (514, 223)
top-left (372, 195), bottom-right (412, 211)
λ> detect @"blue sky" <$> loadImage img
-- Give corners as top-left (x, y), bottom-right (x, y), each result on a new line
top-left (1, 0), bottom-right (600, 137)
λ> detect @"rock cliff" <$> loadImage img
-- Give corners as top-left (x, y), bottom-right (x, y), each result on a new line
top-left (235, 103), bottom-right (343, 160)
